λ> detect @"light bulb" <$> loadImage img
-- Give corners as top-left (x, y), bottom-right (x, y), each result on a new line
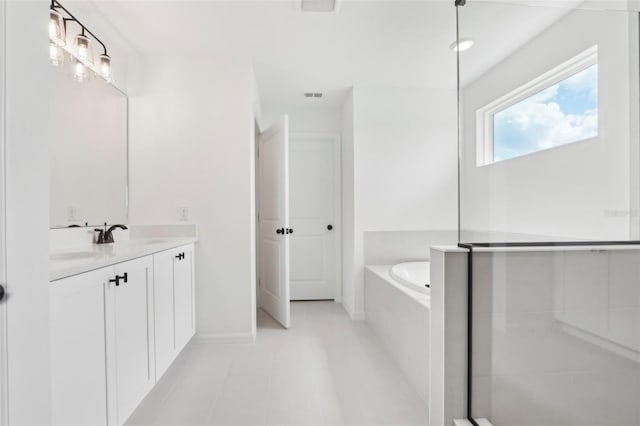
top-left (98, 54), bottom-right (112, 82)
top-left (49, 42), bottom-right (64, 66)
top-left (49, 9), bottom-right (66, 46)
top-left (48, 21), bottom-right (57, 39)
top-left (73, 60), bottom-right (90, 82)
top-left (74, 33), bottom-right (92, 64)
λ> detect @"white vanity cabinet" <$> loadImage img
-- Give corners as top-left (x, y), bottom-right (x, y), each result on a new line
top-left (50, 242), bottom-right (195, 426)
top-left (153, 244), bottom-right (196, 379)
top-left (51, 267), bottom-right (113, 426)
top-left (51, 255), bottom-right (155, 426)
top-left (108, 256), bottom-right (156, 425)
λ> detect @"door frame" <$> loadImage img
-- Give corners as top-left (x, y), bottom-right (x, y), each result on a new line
top-left (289, 133), bottom-right (342, 303)
top-left (0, 0), bottom-right (8, 423)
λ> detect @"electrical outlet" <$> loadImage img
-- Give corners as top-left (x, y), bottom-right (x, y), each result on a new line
top-left (178, 206), bottom-right (189, 221)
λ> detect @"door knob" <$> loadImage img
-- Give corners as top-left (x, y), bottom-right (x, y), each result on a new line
top-left (276, 228), bottom-right (285, 235)
top-left (327, 224), bottom-right (333, 231)
top-left (0, 284), bottom-right (5, 303)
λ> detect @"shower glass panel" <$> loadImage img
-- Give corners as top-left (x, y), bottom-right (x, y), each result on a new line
top-left (458, 0), bottom-right (640, 244)
top-left (457, 2), bottom-right (640, 425)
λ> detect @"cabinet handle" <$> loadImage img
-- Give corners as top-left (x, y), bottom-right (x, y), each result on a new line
top-left (0, 284), bottom-right (6, 303)
top-left (276, 228), bottom-right (285, 235)
top-left (109, 273), bottom-right (128, 287)
top-left (175, 252), bottom-right (185, 260)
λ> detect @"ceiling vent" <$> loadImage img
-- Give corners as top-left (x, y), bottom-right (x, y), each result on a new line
top-left (300, 0), bottom-right (339, 13)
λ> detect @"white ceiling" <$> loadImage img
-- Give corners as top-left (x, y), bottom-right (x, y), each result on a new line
top-left (87, 0), bottom-right (459, 108)
top-left (82, 0), bottom-right (619, 108)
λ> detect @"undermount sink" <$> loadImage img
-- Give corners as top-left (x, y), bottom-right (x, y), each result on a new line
top-left (51, 251), bottom-right (97, 261)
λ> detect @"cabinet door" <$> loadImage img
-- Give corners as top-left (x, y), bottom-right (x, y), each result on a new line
top-left (50, 267), bottom-right (113, 426)
top-left (106, 256), bottom-right (155, 426)
top-left (153, 248), bottom-right (176, 380)
top-left (174, 244), bottom-right (195, 352)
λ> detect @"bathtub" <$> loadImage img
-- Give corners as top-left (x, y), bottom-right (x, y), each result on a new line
top-left (389, 261), bottom-right (430, 296)
top-left (364, 263), bottom-right (430, 407)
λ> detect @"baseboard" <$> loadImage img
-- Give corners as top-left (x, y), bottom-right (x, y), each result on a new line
top-left (342, 302), bottom-right (365, 320)
top-left (193, 332), bottom-right (256, 344)
top-left (351, 311), bottom-right (365, 320)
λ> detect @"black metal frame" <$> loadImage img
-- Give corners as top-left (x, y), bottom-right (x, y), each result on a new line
top-left (458, 241), bottom-right (640, 426)
top-left (50, 0), bottom-right (109, 57)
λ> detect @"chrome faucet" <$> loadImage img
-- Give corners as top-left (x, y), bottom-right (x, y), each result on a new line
top-left (94, 224), bottom-right (128, 244)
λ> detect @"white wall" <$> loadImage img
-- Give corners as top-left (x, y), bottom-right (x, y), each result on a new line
top-left (342, 87), bottom-right (458, 318)
top-left (341, 92), bottom-right (356, 316)
top-left (130, 57), bottom-right (257, 341)
top-left (262, 105), bottom-right (342, 134)
top-left (461, 8), bottom-right (639, 241)
top-left (3, 1), bottom-right (52, 424)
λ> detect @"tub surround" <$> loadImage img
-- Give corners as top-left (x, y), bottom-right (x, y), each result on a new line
top-left (365, 265), bottom-right (430, 406)
top-left (366, 265), bottom-right (429, 307)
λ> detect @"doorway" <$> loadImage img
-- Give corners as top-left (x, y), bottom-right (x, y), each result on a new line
top-left (289, 134), bottom-right (341, 301)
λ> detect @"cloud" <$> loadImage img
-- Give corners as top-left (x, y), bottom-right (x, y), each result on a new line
top-left (493, 65), bottom-right (598, 161)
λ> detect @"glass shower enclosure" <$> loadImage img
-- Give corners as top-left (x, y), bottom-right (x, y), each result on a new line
top-left (456, 1), bottom-right (640, 425)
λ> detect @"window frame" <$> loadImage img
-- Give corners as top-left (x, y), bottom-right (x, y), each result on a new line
top-left (475, 45), bottom-right (599, 167)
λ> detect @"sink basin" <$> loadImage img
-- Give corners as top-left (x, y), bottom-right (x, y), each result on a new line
top-left (51, 251), bottom-right (97, 261)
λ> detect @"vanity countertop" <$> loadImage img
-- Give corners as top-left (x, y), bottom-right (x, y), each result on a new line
top-left (50, 237), bottom-right (197, 281)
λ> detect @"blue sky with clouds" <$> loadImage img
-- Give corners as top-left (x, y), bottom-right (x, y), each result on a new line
top-left (493, 64), bottom-right (598, 162)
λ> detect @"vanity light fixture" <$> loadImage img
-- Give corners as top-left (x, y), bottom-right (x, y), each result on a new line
top-left (49, 8), bottom-right (66, 46)
top-left (74, 31), bottom-right (93, 64)
top-left (49, 0), bottom-right (114, 83)
top-left (98, 54), bottom-right (112, 82)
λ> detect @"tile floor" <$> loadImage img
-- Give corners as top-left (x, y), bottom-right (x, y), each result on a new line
top-left (126, 301), bottom-right (428, 426)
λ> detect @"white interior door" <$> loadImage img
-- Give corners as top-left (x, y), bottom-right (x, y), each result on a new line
top-left (258, 116), bottom-right (291, 328)
top-left (289, 134), bottom-right (341, 300)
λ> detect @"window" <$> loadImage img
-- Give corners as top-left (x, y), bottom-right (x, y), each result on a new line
top-left (476, 46), bottom-right (598, 166)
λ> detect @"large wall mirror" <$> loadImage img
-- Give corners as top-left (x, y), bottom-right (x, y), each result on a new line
top-left (50, 65), bottom-right (128, 229)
